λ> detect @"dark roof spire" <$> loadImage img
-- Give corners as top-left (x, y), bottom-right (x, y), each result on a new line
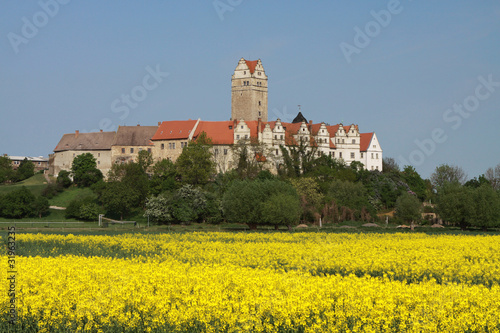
top-left (292, 112), bottom-right (307, 124)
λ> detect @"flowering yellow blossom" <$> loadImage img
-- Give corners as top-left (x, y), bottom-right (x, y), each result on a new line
top-left (2, 232), bottom-right (500, 332)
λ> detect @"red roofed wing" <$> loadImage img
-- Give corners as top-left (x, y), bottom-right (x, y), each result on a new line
top-left (360, 133), bottom-right (374, 152)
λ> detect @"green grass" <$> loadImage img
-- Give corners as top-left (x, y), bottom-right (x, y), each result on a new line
top-left (48, 186), bottom-right (95, 207)
top-left (0, 173), bottom-right (48, 196)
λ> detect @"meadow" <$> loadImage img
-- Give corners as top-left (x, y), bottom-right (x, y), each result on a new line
top-left (2, 231), bottom-right (500, 332)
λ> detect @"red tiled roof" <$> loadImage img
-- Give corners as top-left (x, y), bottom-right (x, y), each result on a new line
top-left (151, 120), bottom-right (197, 141)
top-left (360, 133), bottom-right (374, 152)
top-left (329, 140), bottom-right (336, 149)
top-left (245, 60), bottom-right (258, 74)
top-left (194, 121), bottom-right (234, 145)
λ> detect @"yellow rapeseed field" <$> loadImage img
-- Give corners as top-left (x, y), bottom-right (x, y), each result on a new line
top-left (2, 232), bottom-right (500, 332)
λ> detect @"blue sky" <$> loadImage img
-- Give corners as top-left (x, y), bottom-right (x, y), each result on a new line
top-left (1, 1), bottom-right (499, 179)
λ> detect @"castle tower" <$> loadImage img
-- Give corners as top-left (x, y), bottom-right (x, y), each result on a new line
top-left (231, 58), bottom-right (268, 122)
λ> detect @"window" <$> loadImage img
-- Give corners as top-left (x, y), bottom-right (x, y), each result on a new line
top-left (275, 135), bottom-right (277, 140)
top-left (224, 149), bottom-right (228, 155)
top-left (214, 148), bottom-right (219, 155)
top-left (98, 161), bottom-right (100, 165)
top-left (229, 126), bottom-right (232, 129)
top-left (148, 148), bottom-right (152, 153)
top-left (161, 144), bottom-right (164, 150)
top-left (172, 143), bottom-right (175, 149)
top-left (169, 143), bottom-right (172, 149)
top-left (259, 111), bottom-right (261, 117)
top-left (98, 153), bottom-right (100, 157)
top-left (276, 149), bottom-right (279, 156)
top-left (241, 126), bottom-right (244, 129)
top-left (332, 152), bottom-right (335, 158)
top-left (139, 148), bottom-right (142, 152)
top-left (376, 166), bottom-right (379, 170)
top-left (351, 152), bottom-right (355, 159)
top-left (342, 139), bottom-right (345, 144)
top-left (360, 153), bottom-right (363, 158)
top-left (376, 153), bottom-right (378, 159)
top-left (371, 166), bottom-right (374, 170)
top-left (339, 152), bottom-right (342, 158)
top-left (258, 72), bottom-right (261, 75)
top-left (244, 135), bottom-right (248, 139)
top-left (244, 71), bottom-right (246, 75)
top-left (373, 145), bottom-right (376, 148)
top-left (130, 148), bottom-right (134, 154)
top-left (371, 153), bottom-right (374, 159)
top-left (121, 148), bottom-right (125, 154)
top-left (280, 135), bottom-right (283, 140)
top-left (352, 139), bottom-right (355, 144)
top-left (236, 135), bottom-right (240, 140)
top-left (259, 101), bottom-right (261, 106)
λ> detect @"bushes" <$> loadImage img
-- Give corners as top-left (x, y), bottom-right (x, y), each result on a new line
top-left (65, 196), bottom-right (100, 221)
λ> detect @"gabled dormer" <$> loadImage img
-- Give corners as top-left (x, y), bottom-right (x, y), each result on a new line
top-left (233, 119), bottom-right (251, 143)
top-left (315, 123), bottom-right (330, 148)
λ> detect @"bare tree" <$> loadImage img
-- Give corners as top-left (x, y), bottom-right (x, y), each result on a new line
top-left (382, 157), bottom-right (400, 173)
top-left (430, 164), bottom-right (467, 188)
top-left (485, 163), bottom-right (500, 191)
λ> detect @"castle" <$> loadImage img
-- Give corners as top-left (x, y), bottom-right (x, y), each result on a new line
top-left (50, 58), bottom-right (383, 176)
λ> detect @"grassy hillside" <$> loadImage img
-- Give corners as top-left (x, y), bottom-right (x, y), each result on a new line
top-left (48, 187), bottom-right (95, 207)
top-left (0, 173), bottom-right (48, 196)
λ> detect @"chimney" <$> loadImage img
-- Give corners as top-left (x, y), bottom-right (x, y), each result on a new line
top-left (137, 124), bottom-right (140, 126)
top-left (158, 121), bottom-right (161, 126)
top-left (75, 130), bottom-right (79, 138)
top-left (100, 129), bottom-right (103, 132)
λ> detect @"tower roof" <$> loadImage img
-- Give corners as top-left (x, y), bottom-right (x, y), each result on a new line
top-left (292, 112), bottom-right (308, 124)
top-left (244, 60), bottom-right (258, 74)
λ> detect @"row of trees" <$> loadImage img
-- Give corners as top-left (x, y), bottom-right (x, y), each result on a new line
top-left (0, 156), bottom-right (35, 183)
top-left (3, 134), bottom-right (499, 230)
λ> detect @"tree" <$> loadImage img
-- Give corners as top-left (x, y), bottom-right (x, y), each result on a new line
top-left (430, 164), bottom-right (467, 188)
top-left (15, 158), bottom-right (35, 181)
top-left (395, 192), bottom-right (422, 230)
top-left (71, 153), bottom-right (103, 187)
top-left (100, 181), bottom-right (139, 220)
top-left (485, 164), bottom-right (500, 191)
top-left (0, 156), bottom-right (14, 183)
top-left (436, 182), bottom-right (474, 230)
top-left (176, 132), bottom-right (215, 185)
top-left (262, 193), bottom-right (301, 230)
top-left (32, 196), bottom-right (50, 218)
top-left (382, 157), bottom-right (400, 174)
top-left (464, 175), bottom-right (490, 189)
top-left (231, 137), bottom-right (271, 179)
top-left (470, 184), bottom-right (500, 230)
top-left (149, 158), bottom-right (179, 195)
top-left (222, 179), bottom-right (300, 229)
top-left (144, 194), bottom-right (173, 223)
top-left (401, 166), bottom-right (427, 201)
top-left (0, 187), bottom-right (35, 218)
top-left (327, 179), bottom-right (373, 221)
top-left (100, 162), bottom-right (149, 220)
top-left (169, 185), bottom-right (207, 223)
top-left (56, 170), bottom-right (72, 188)
top-left (137, 150), bottom-right (153, 173)
top-left (290, 177), bottom-right (324, 222)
